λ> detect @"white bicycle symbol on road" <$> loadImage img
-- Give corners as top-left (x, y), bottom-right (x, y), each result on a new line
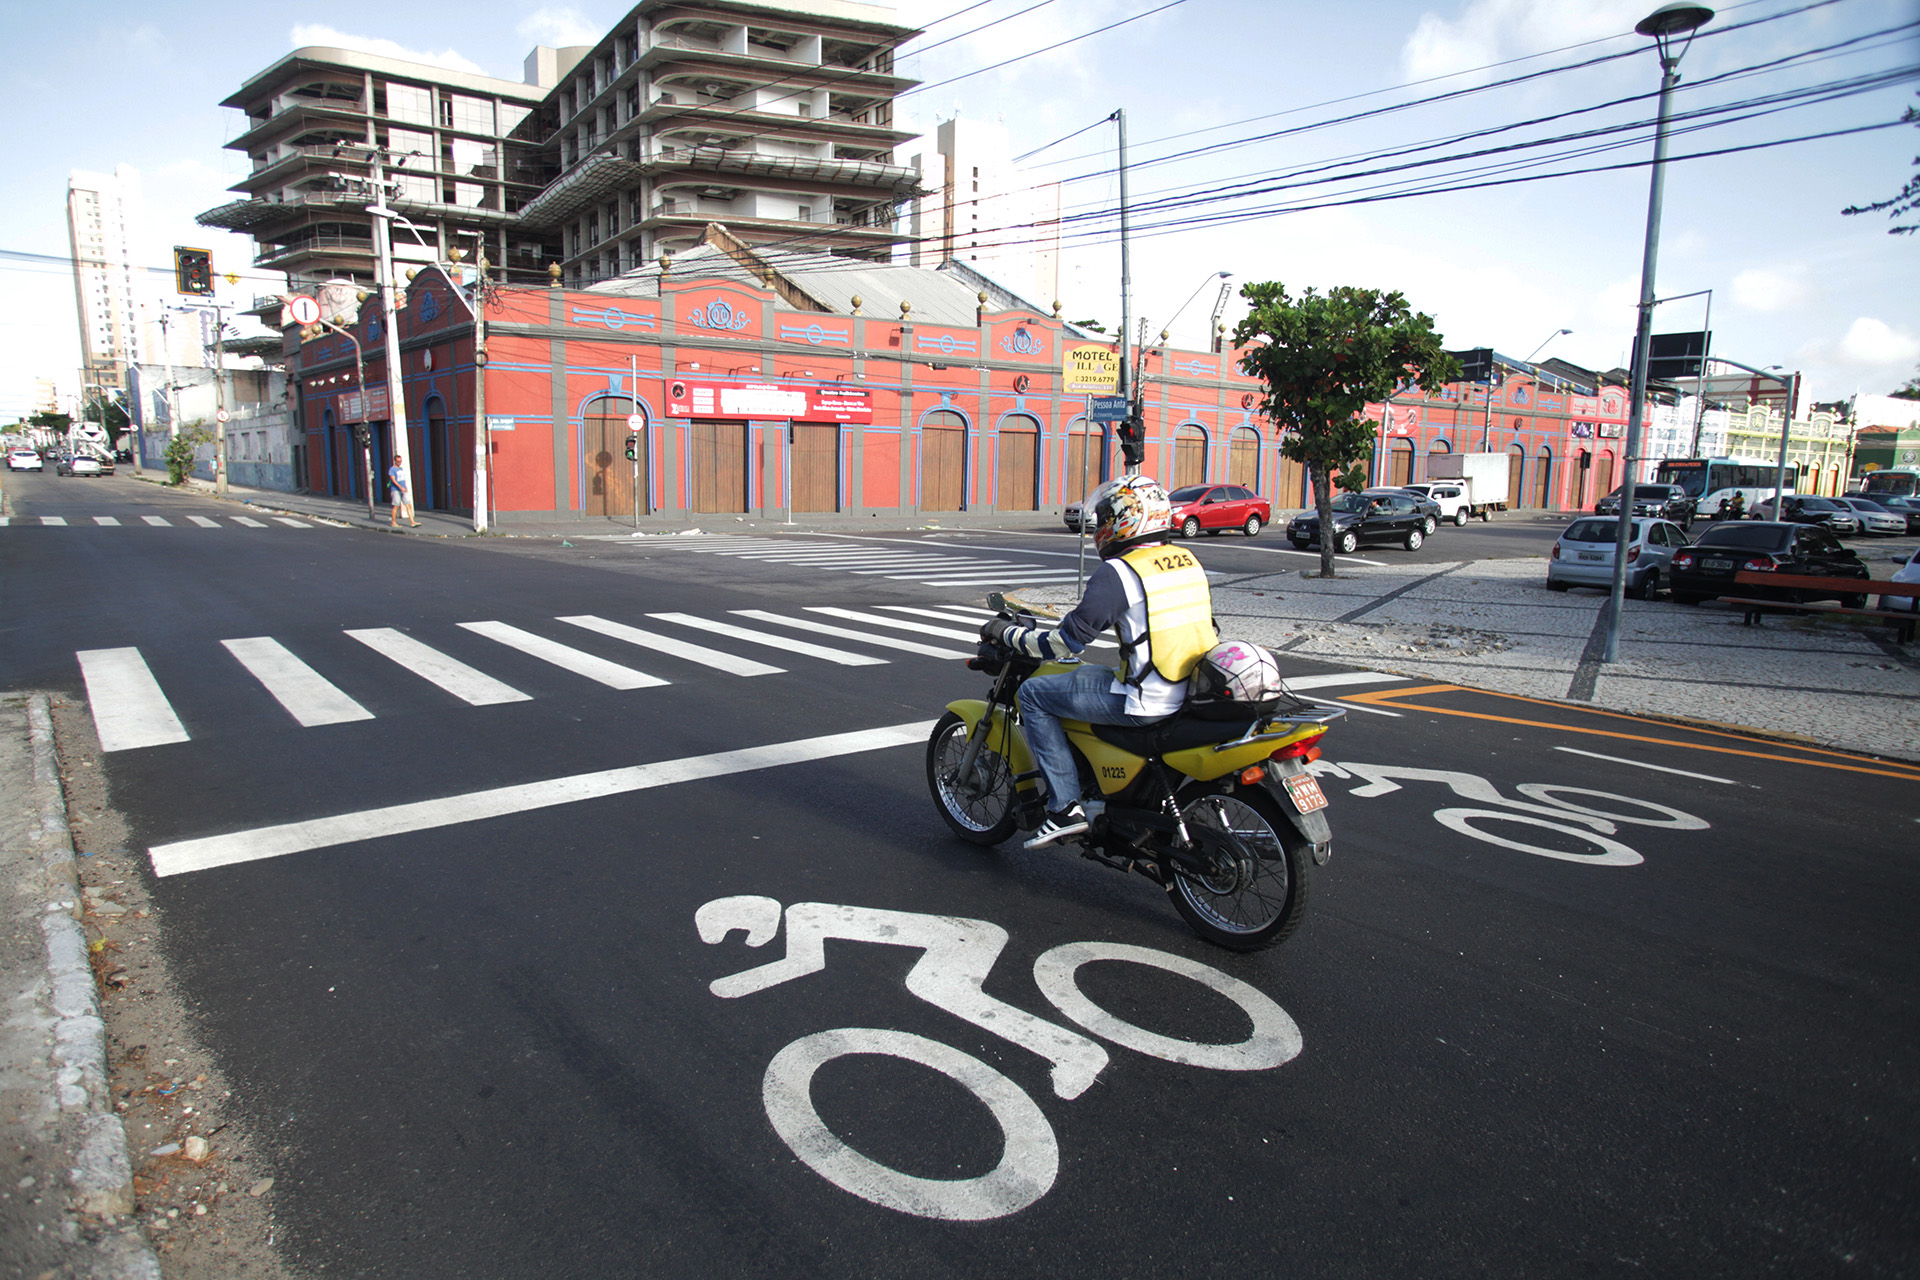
top-left (696, 896), bottom-right (1302, 1221)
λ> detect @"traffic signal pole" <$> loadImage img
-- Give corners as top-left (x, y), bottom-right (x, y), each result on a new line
top-left (1114, 108), bottom-right (1137, 476)
top-left (366, 152), bottom-right (414, 516)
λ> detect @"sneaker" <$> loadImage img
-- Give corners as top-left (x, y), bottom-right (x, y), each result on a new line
top-left (1025, 802), bottom-right (1089, 849)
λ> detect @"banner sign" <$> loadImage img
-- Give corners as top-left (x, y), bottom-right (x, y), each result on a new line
top-left (1063, 344), bottom-right (1120, 393)
top-left (666, 377), bottom-right (871, 424)
top-left (334, 385), bottom-right (391, 424)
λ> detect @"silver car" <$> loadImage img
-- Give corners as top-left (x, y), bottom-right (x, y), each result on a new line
top-left (1832, 496), bottom-right (1906, 536)
top-left (1547, 517), bottom-right (1688, 599)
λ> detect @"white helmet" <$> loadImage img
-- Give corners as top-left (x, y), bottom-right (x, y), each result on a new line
top-left (1190, 640), bottom-right (1286, 704)
top-left (1089, 474), bottom-right (1173, 557)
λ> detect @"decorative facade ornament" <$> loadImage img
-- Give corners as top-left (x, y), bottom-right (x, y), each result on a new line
top-left (685, 298), bottom-right (753, 332)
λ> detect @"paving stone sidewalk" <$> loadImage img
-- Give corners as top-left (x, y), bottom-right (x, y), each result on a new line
top-left (1020, 556), bottom-right (1920, 763)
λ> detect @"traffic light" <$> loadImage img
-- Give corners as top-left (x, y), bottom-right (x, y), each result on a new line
top-left (174, 247), bottom-right (214, 296)
top-left (624, 433), bottom-right (639, 462)
top-left (1117, 415), bottom-right (1145, 468)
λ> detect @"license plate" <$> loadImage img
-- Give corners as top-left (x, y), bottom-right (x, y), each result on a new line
top-left (1578, 552), bottom-right (1604, 562)
top-left (1281, 771), bottom-right (1328, 813)
top-left (1702, 557), bottom-right (1732, 571)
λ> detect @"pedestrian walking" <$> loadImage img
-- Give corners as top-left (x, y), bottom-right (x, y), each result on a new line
top-left (388, 455), bottom-right (417, 527)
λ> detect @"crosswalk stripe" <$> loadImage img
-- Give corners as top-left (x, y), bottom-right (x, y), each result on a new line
top-left (1281, 672), bottom-right (1408, 691)
top-left (221, 637), bottom-right (374, 727)
top-left (76, 648), bottom-right (189, 752)
top-left (647, 613), bottom-right (888, 666)
top-left (905, 574), bottom-right (1080, 586)
top-left (187, 516), bottom-right (220, 528)
top-left (734, 553), bottom-right (951, 566)
top-left (805, 606), bottom-right (980, 642)
top-left (94, 516), bottom-right (121, 526)
top-left (459, 621), bottom-right (667, 690)
top-left (878, 606), bottom-right (999, 625)
top-left (233, 516), bottom-right (268, 528)
top-left (272, 517), bottom-right (311, 528)
top-left (345, 628), bottom-right (531, 705)
top-left (40, 516), bottom-right (67, 526)
top-left (142, 516), bottom-right (172, 527)
top-left (732, 610), bottom-right (971, 659)
top-left (851, 561), bottom-right (1039, 575)
top-left (557, 615), bottom-right (785, 676)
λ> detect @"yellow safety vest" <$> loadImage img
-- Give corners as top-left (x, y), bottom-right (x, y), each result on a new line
top-left (1116, 544), bottom-right (1218, 685)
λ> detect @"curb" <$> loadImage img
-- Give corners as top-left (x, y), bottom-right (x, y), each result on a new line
top-left (23, 694), bottom-right (162, 1280)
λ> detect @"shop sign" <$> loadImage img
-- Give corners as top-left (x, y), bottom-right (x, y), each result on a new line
top-left (1063, 344), bottom-right (1119, 393)
top-left (666, 377), bottom-right (871, 423)
top-left (335, 385), bottom-right (391, 424)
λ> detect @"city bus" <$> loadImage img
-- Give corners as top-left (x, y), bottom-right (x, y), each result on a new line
top-left (1654, 457), bottom-right (1797, 515)
top-left (1860, 468), bottom-right (1920, 498)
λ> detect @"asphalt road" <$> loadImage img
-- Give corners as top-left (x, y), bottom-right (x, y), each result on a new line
top-left (5, 471), bottom-right (1917, 1278)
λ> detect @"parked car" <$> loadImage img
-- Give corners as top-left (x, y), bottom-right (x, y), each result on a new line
top-left (1867, 494), bottom-right (1920, 534)
top-left (1547, 517), bottom-right (1687, 599)
top-left (1363, 487), bottom-right (1440, 535)
top-left (1401, 482), bottom-right (1473, 526)
top-left (1594, 482), bottom-right (1695, 528)
top-left (6, 448), bottom-right (42, 472)
top-left (1882, 545), bottom-right (1920, 613)
top-left (1288, 490), bottom-right (1430, 552)
top-left (58, 452), bottom-right (102, 477)
top-left (1667, 521), bottom-right (1869, 605)
top-left (1830, 495), bottom-right (1906, 536)
top-left (1166, 484), bottom-right (1272, 538)
top-left (1747, 495), bottom-right (1859, 535)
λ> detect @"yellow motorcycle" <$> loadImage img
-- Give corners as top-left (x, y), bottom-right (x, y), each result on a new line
top-left (926, 606), bottom-right (1340, 951)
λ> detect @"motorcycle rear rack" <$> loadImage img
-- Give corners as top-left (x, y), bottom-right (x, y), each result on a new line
top-left (1210, 705), bottom-right (1346, 753)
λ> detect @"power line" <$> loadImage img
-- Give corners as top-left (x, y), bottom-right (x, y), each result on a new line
top-left (901, 0), bottom-right (1189, 96)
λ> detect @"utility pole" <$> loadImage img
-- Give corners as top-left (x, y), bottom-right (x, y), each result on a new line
top-left (1114, 108), bottom-right (1135, 474)
top-left (158, 310), bottom-right (178, 452)
top-left (1771, 370), bottom-right (1800, 501)
top-left (212, 303), bottom-right (229, 496)
top-left (366, 149), bottom-right (414, 509)
top-left (471, 254), bottom-right (490, 534)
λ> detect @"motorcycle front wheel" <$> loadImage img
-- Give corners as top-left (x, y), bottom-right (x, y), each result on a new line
top-left (1168, 788), bottom-right (1311, 952)
top-left (927, 711), bottom-right (1019, 846)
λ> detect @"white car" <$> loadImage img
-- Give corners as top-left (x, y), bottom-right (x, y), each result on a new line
top-left (7, 448), bottom-right (43, 471)
top-left (1403, 482), bottom-right (1470, 526)
top-left (1832, 496), bottom-right (1906, 536)
top-left (1883, 546), bottom-right (1920, 613)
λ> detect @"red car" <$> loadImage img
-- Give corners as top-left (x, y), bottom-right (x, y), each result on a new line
top-left (1168, 484), bottom-right (1271, 538)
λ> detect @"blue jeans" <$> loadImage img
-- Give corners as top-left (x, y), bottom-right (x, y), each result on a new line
top-left (1017, 663), bottom-right (1163, 813)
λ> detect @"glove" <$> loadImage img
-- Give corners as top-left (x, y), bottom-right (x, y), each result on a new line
top-left (981, 615), bottom-right (1014, 646)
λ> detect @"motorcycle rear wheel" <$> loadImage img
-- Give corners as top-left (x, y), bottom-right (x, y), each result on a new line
top-left (927, 711), bottom-right (1019, 846)
top-left (1168, 788), bottom-right (1311, 952)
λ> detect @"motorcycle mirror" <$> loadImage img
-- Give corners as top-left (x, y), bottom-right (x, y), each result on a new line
top-left (986, 592), bottom-right (1009, 613)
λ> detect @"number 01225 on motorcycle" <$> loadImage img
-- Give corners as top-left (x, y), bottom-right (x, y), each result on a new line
top-left (1283, 771), bottom-right (1329, 813)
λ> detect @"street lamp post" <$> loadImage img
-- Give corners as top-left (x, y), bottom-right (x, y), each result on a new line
top-left (1604, 1), bottom-right (1714, 666)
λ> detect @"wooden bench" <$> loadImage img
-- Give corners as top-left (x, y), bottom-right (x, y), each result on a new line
top-left (1725, 571), bottom-right (1920, 643)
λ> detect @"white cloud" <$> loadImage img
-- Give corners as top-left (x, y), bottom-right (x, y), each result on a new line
top-left (517, 7), bottom-right (606, 48)
top-left (289, 25), bottom-right (486, 76)
top-left (1823, 317), bottom-right (1920, 367)
top-left (1401, 0), bottom-right (1643, 82)
top-left (1731, 267), bottom-right (1809, 314)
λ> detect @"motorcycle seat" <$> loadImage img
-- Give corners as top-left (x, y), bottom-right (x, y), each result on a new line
top-left (1090, 700), bottom-right (1263, 757)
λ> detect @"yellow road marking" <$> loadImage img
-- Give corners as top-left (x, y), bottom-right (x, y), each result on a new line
top-left (1341, 684), bottom-right (1920, 782)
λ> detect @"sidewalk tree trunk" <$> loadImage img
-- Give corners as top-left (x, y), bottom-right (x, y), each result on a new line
top-left (1233, 283), bottom-right (1459, 578)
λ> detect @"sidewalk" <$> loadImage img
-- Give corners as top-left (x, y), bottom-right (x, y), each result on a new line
top-left (1018, 556), bottom-right (1920, 763)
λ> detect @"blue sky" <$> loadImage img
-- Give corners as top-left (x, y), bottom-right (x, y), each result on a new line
top-left (2, 0), bottom-right (1915, 420)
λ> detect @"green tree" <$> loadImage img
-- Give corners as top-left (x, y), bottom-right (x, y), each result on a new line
top-left (1233, 283), bottom-right (1459, 578)
top-left (1891, 366), bottom-right (1920, 401)
top-left (1841, 92), bottom-right (1918, 236)
top-left (163, 422), bottom-right (214, 487)
top-left (28, 410), bottom-right (71, 433)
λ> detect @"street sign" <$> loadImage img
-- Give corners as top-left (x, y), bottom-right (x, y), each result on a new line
top-left (215, 409), bottom-right (230, 423)
top-left (626, 414), bottom-right (644, 431)
top-left (1063, 344), bottom-right (1120, 393)
top-left (286, 296), bottom-right (321, 326)
top-left (1088, 394), bottom-right (1129, 421)
top-left (486, 415), bottom-right (516, 432)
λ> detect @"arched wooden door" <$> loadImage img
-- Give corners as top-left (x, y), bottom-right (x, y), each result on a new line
top-left (585, 397), bottom-right (644, 516)
top-left (692, 418), bottom-right (745, 514)
top-left (1532, 449), bottom-right (1553, 508)
top-left (1278, 450), bottom-right (1306, 509)
top-left (1508, 446), bottom-right (1525, 508)
top-left (1591, 452), bottom-right (1614, 510)
top-left (920, 409), bottom-right (966, 510)
top-left (1064, 417), bottom-right (1107, 504)
top-left (995, 415), bottom-right (1038, 511)
top-left (426, 397), bottom-right (453, 510)
top-left (1174, 425), bottom-right (1207, 489)
top-left (1229, 427), bottom-right (1260, 490)
top-left (1389, 439), bottom-right (1415, 487)
top-left (791, 424), bottom-right (838, 513)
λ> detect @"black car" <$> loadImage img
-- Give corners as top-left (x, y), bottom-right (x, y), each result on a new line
top-left (1595, 482), bottom-right (1695, 528)
top-left (1362, 487), bottom-right (1440, 535)
top-left (1288, 491), bottom-right (1430, 553)
top-left (1667, 521), bottom-right (1869, 605)
top-left (1746, 495), bottom-right (1860, 535)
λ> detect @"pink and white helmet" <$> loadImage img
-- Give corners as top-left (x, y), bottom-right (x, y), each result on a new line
top-left (1190, 640), bottom-right (1286, 703)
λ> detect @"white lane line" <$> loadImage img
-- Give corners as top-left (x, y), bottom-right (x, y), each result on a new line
top-left (1282, 672), bottom-right (1408, 691)
top-left (76, 648), bottom-right (190, 752)
top-left (558, 615), bottom-right (785, 676)
top-left (648, 613), bottom-right (888, 666)
top-left (41, 516), bottom-right (68, 526)
top-left (221, 637), bottom-right (373, 727)
top-left (187, 516), bottom-right (220, 528)
top-left (272, 517), bottom-right (312, 528)
top-left (1553, 746), bottom-right (1739, 784)
top-left (806, 606), bottom-right (980, 642)
top-left (870, 605), bottom-right (1117, 650)
top-left (344, 628), bottom-right (531, 705)
top-left (148, 719), bottom-right (937, 877)
top-left (142, 516), bottom-right (172, 527)
top-left (94, 516), bottom-right (121, 526)
top-left (1301, 696), bottom-right (1402, 718)
top-left (233, 516), bottom-right (268, 528)
top-left (733, 610), bottom-right (971, 659)
top-left (912, 574), bottom-right (1081, 586)
top-left (459, 621), bottom-right (667, 690)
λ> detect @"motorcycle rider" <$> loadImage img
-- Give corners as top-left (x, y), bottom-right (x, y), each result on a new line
top-left (982, 475), bottom-right (1218, 848)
